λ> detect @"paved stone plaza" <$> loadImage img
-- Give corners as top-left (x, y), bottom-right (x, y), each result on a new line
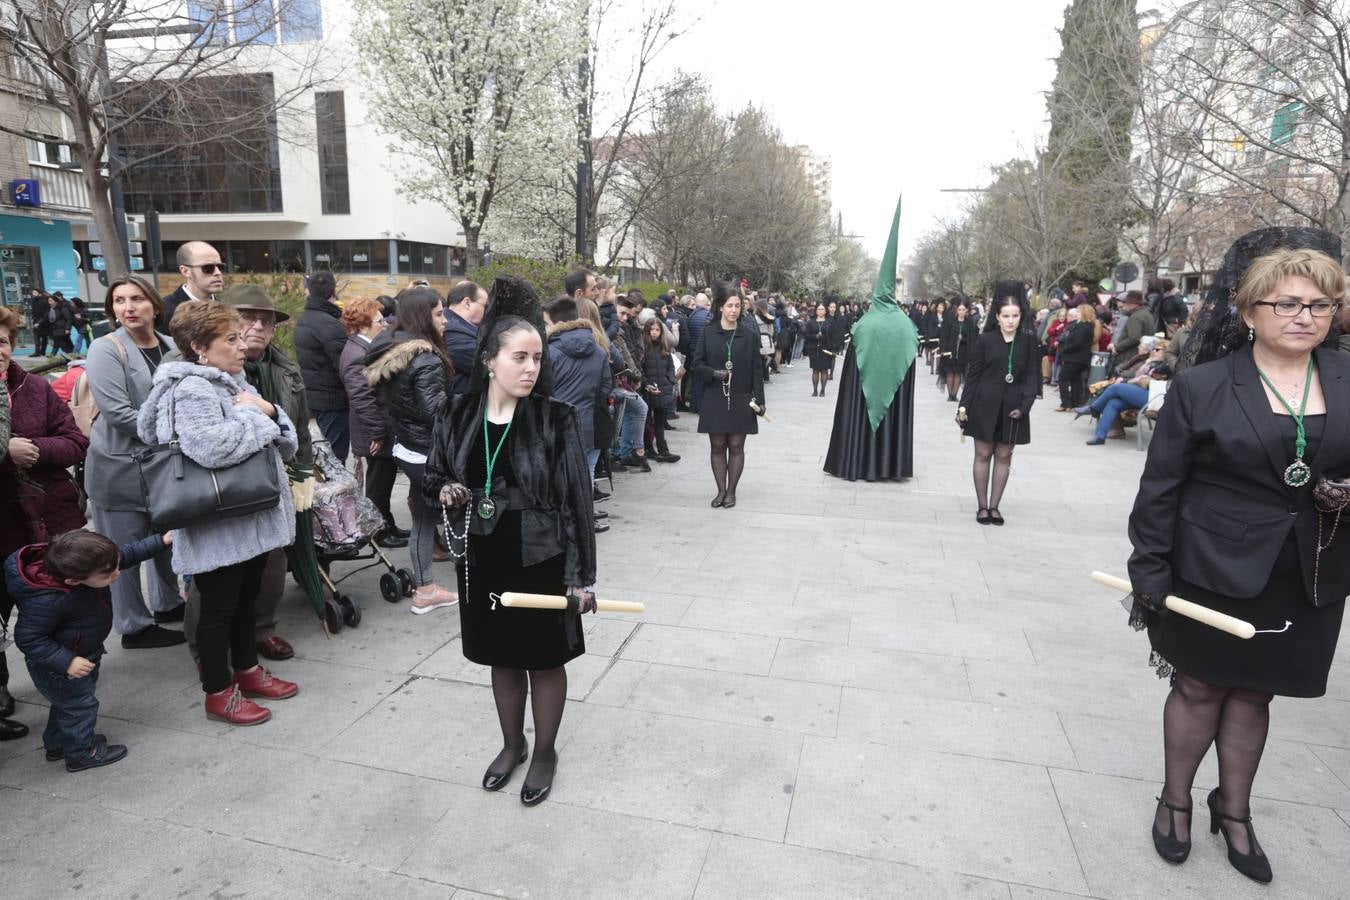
top-left (2, 363), bottom-right (1348, 899)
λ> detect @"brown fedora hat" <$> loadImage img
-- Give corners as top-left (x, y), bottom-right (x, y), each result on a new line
top-left (221, 283), bottom-right (290, 322)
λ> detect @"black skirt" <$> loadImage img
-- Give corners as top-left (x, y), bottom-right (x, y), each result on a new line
top-left (698, 388), bottom-right (758, 435)
top-left (1149, 415), bottom-right (1344, 697)
top-left (457, 421), bottom-right (584, 670)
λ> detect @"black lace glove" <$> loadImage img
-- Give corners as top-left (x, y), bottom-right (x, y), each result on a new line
top-left (1132, 591), bottom-right (1165, 613)
top-left (438, 483), bottom-right (472, 508)
top-left (712, 369), bottom-right (730, 383)
top-left (565, 586), bottom-right (597, 614)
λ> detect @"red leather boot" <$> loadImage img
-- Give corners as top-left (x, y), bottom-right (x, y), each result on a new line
top-left (233, 666), bottom-right (299, 700)
top-left (205, 684), bottom-right (271, 726)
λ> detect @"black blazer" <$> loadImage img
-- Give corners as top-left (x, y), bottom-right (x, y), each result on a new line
top-left (1128, 346), bottom-right (1350, 607)
top-left (958, 329), bottom-right (1041, 418)
top-left (157, 285), bottom-right (193, 333)
top-left (691, 320), bottom-right (766, 407)
top-left (1056, 321), bottom-right (1093, 367)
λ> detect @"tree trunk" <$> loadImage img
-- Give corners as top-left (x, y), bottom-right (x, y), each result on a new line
top-left (464, 223), bottom-right (482, 273)
top-left (84, 165), bottom-right (127, 279)
top-left (1338, 121), bottom-right (1350, 271)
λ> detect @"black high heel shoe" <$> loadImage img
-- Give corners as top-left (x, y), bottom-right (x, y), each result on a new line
top-left (988, 508), bottom-right (1005, 526)
top-left (976, 508), bottom-right (992, 525)
top-left (721, 492), bottom-right (736, 509)
top-left (1208, 788), bottom-right (1272, 883)
top-left (521, 750), bottom-right (557, 806)
top-left (711, 493), bottom-right (725, 508)
top-left (1152, 794), bottom-right (1192, 863)
top-left (482, 741), bottom-right (529, 792)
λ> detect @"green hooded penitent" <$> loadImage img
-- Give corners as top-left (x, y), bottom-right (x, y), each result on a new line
top-left (852, 198), bottom-right (918, 430)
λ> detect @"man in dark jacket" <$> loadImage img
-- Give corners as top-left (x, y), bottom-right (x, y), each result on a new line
top-left (28, 289), bottom-right (50, 355)
top-left (443, 280), bottom-right (486, 393)
top-left (295, 271), bottom-right (350, 460)
top-left (545, 298), bottom-right (612, 533)
top-left (159, 241), bottom-right (225, 331)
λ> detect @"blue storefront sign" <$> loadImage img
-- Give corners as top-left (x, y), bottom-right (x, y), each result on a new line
top-left (0, 213), bottom-right (79, 301)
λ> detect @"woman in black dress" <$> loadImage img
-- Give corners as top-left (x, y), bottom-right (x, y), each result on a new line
top-left (937, 300), bottom-right (976, 401)
top-left (691, 281), bottom-right (765, 508)
top-left (956, 285), bottom-right (1039, 525)
top-left (425, 282), bottom-right (596, 807)
top-left (802, 303), bottom-right (833, 396)
top-left (1127, 233), bottom-right (1350, 884)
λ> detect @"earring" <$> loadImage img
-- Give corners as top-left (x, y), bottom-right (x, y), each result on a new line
top-left (487, 369), bottom-right (495, 378)
top-left (1248, 328), bottom-right (1255, 342)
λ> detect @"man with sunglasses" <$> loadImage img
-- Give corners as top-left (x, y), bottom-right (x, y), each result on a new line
top-left (160, 241), bottom-right (225, 329)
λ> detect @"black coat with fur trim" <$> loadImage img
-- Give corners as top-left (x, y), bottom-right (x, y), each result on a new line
top-left (362, 332), bottom-right (449, 455)
top-left (424, 392), bottom-right (596, 587)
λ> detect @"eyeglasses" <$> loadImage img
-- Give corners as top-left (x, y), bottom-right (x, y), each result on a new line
top-left (188, 263), bottom-right (223, 275)
top-left (238, 311), bottom-right (276, 327)
top-left (1254, 299), bottom-right (1340, 318)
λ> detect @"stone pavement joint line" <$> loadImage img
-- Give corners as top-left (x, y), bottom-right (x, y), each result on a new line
top-left (2, 364), bottom-right (1348, 898)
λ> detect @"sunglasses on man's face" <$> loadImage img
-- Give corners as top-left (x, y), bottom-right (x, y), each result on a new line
top-left (189, 263), bottom-right (223, 275)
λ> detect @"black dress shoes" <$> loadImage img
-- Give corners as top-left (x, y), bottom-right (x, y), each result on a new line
top-left (121, 625), bottom-right (186, 650)
top-left (0, 684), bottom-right (14, 718)
top-left (483, 742), bottom-right (529, 791)
top-left (375, 528), bottom-right (409, 549)
top-left (153, 603), bottom-right (186, 624)
top-left (520, 750), bottom-right (558, 806)
top-left (0, 718), bottom-right (29, 741)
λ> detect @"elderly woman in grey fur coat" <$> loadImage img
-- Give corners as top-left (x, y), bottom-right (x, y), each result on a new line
top-left (137, 300), bottom-right (300, 727)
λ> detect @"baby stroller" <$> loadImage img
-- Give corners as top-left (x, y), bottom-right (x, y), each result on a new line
top-left (305, 442), bottom-right (416, 632)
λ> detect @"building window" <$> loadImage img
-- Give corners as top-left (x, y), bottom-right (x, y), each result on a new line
top-left (315, 91), bottom-right (350, 215)
top-left (1270, 101), bottom-right (1301, 145)
top-left (396, 241), bottom-right (448, 276)
top-left (25, 136), bottom-right (72, 167)
top-left (281, 0), bottom-right (323, 42)
top-left (187, 0), bottom-right (228, 45)
top-left (120, 74), bottom-right (284, 215)
top-left (227, 239), bottom-right (306, 273)
top-left (310, 239), bottom-right (389, 274)
top-left (232, 0), bottom-right (277, 44)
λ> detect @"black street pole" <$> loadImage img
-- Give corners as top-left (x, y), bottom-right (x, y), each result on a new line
top-left (574, 6), bottom-right (590, 262)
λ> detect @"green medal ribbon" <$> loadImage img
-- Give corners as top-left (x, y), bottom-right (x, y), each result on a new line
top-left (1004, 334), bottom-right (1016, 384)
top-left (479, 408), bottom-right (514, 518)
top-left (1256, 356), bottom-right (1315, 487)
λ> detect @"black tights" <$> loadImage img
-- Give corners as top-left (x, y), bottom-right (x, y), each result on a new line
top-left (709, 432), bottom-right (747, 501)
top-left (1157, 672), bottom-right (1272, 853)
top-left (811, 369), bottom-right (827, 394)
top-left (944, 371), bottom-right (961, 399)
top-left (972, 440), bottom-right (1014, 511)
top-left (489, 665), bottom-right (569, 791)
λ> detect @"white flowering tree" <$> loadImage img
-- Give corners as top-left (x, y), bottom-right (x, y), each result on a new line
top-left (353, 0), bottom-right (581, 270)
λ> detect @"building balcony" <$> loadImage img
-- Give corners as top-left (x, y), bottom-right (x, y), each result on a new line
top-left (23, 164), bottom-right (92, 216)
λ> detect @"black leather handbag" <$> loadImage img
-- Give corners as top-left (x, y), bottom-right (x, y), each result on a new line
top-left (134, 383), bottom-right (282, 530)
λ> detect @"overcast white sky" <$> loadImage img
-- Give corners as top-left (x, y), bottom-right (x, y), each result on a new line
top-left (634, 0), bottom-right (1073, 258)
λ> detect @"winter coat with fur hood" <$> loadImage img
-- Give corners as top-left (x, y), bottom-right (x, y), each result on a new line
top-left (546, 319), bottom-right (611, 450)
top-left (424, 392), bottom-right (596, 588)
top-left (362, 331), bottom-right (449, 456)
top-left (136, 361), bottom-right (298, 575)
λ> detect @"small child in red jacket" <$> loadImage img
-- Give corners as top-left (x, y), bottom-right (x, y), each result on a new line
top-left (5, 529), bottom-right (170, 772)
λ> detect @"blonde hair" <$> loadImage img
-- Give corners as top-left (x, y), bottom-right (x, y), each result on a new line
top-left (576, 298), bottom-right (610, 351)
top-left (1235, 248), bottom-right (1346, 318)
top-left (1077, 302), bottom-right (1102, 344)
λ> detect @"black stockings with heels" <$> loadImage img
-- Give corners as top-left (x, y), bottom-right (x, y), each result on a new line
top-left (709, 432), bottom-right (746, 503)
top-left (944, 371), bottom-right (961, 399)
top-left (972, 440), bottom-right (1014, 512)
top-left (1157, 672), bottom-right (1273, 855)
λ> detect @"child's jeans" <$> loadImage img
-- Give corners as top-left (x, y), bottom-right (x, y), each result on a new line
top-left (25, 658), bottom-right (100, 759)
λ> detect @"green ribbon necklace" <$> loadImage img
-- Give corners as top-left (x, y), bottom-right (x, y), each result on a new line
top-left (1004, 333), bottom-right (1016, 384)
top-left (478, 407), bottom-right (514, 518)
top-left (1256, 356), bottom-right (1314, 487)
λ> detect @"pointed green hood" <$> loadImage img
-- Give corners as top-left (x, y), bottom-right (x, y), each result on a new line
top-left (851, 198), bottom-right (918, 430)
